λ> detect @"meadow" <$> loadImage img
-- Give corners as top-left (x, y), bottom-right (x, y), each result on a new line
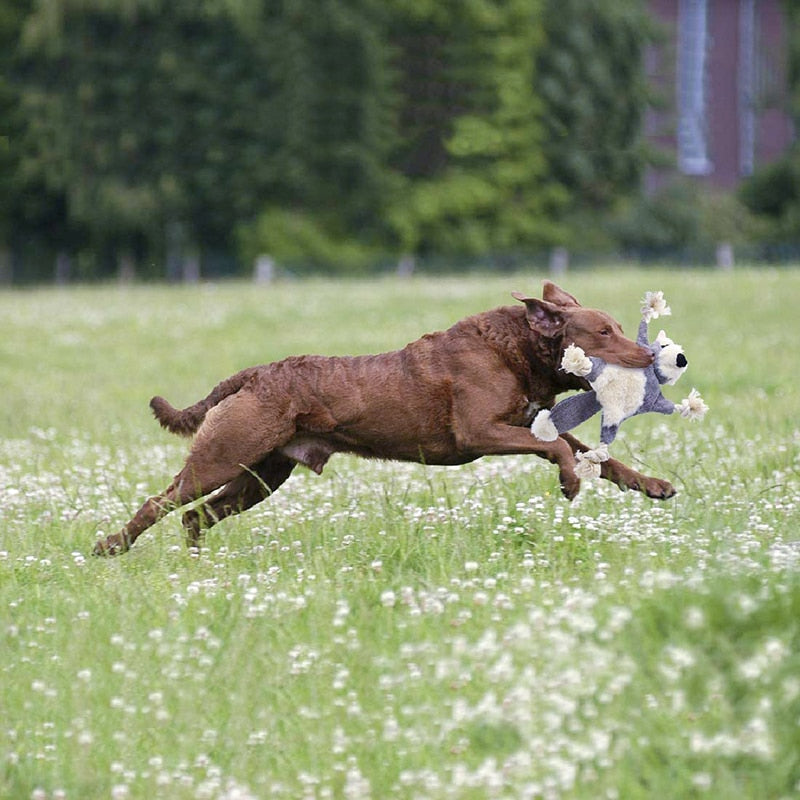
top-left (1, 267), bottom-right (799, 800)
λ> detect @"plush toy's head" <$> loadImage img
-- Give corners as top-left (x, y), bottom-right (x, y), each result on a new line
top-left (653, 330), bottom-right (688, 386)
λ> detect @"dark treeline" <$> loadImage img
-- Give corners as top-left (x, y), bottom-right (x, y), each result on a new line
top-left (0, 0), bottom-right (796, 282)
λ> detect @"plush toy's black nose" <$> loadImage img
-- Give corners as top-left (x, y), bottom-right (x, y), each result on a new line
top-left (677, 353), bottom-right (687, 368)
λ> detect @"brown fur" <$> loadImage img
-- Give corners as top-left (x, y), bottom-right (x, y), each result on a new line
top-left (93, 281), bottom-right (675, 556)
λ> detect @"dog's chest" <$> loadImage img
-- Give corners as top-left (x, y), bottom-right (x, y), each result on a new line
top-left (591, 365), bottom-right (646, 426)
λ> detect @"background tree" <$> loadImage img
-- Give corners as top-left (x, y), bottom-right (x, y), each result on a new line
top-left (0, 0), bottom-right (57, 283)
top-left (18, 0), bottom-right (285, 277)
top-left (238, 0), bottom-right (400, 272)
top-left (384, 0), bottom-right (564, 257)
top-left (536, 0), bottom-right (656, 244)
top-left (6, 0), bottom-right (664, 279)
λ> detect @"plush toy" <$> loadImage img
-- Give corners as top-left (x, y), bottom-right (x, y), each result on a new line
top-left (531, 291), bottom-right (708, 478)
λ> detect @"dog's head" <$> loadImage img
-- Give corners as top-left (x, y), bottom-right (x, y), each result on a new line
top-left (653, 330), bottom-right (688, 385)
top-left (512, 282), bottom-right (654, 368)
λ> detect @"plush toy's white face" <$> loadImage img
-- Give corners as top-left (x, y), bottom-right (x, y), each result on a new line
top-left (655, 330), bottom-right (688, 385)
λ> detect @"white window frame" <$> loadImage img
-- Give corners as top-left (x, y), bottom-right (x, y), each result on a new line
top-left (677, 0), bottom-right (713, 175)
top-left (738, 0), bottom-right (756, 176)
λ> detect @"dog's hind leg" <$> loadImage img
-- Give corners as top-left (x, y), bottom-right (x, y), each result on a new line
top-left (182, 453), bottom-right (296, 546)
top-left (94, 390), bottom-right (296, 556)
top-left (92, 453), bottom-right (262, 556)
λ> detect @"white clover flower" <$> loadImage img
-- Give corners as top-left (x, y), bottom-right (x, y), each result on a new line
top-left (684, 606), bottom-right (705, 629)
top-left (561, 343), bottom-right (592, 377)
top-left (380, 590), bottom-right (396, 608)
top-left (641, 290), bottom-right (671, 322)
top-left (676, 388), bottom-right (708, 420)
top-left (692, 772), bottom-right (712, 791)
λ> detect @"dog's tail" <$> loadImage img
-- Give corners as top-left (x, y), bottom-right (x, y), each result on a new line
top-left (150, 367), bottom-right (259, 436)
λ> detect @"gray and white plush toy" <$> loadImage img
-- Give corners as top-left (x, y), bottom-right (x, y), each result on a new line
top-left (531, 292), bottom-right (708, 478)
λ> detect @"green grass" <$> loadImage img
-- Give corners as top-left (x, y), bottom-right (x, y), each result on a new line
top-left (1, 267), bottom-right (799, 799)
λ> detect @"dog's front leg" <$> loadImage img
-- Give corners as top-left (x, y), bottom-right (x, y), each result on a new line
top-left (560, 432), bottom-right (676, 499)
top-left (459, 425), bottom-right (581, 499)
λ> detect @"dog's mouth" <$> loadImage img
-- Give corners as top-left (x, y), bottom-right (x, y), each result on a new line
top-left (619, 347), bottom-right (656, 368)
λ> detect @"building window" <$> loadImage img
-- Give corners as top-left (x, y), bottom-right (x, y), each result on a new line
top-left (677, 0), bottom-right (712, 175)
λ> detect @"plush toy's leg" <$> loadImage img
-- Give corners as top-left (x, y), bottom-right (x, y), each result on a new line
top-left (600, 423), bottom-right (619, 445)
top-left (637, 318), bottom-right (650, 346)
top-left (653, 394), bottom-right (676, 415)
top-left (546, 391), bottom-right (602, 436)
top-left (531, 391), bottom-right (602, 442)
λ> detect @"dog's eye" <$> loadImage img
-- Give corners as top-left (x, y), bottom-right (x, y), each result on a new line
top-left (599, 328), bottom-right (611, 336)
top-left (661, 344), bottom-right (668, 348)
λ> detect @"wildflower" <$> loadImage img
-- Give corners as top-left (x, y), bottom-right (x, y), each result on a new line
top-left (692, 773), bottom-right (712, 790)
top-left (684, 606), bottom-right (705, 629)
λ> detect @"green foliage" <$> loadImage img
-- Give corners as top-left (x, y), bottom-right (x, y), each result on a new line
top-left (17, 0), bottom-right (284, 261)
top-left (614, 182), bottom-right (768, 256)
top-left (237, 207), bottom-right (379, 273)
top-left (386, 0), bottom-right (567, 255)
top-left (2, 0), bottom-right (668, 276)
top-left (537, 0), bottom-right (656, 216)
top-left (740, 155), bottom-right (800, 241)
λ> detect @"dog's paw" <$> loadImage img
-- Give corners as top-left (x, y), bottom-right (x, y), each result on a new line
top-left (641, 476), bottom-right (676, 500)
top-left (558, 466), bottom-right (581, 501)
top-left (92, 533), bottom-right (129, 557)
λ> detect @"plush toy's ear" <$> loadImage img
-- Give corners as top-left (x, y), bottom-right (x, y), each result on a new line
top-left (512, 293), bottom-right (567, 337)
top-left (655, 329), bottom-right (674, 347)
top-left (542, 281), bottom-right (581, 308)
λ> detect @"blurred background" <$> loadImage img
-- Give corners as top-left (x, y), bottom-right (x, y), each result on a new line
top-left (0, 0), bottom-right (798, 284)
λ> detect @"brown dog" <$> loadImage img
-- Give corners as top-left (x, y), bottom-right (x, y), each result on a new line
top-left (93, 281), bottom-right (675, 556)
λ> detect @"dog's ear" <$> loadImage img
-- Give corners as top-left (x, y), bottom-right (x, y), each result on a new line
top-left (542, 281), bottom-right (581, 308)
top-left (512, 293), bottom-right (567, 337)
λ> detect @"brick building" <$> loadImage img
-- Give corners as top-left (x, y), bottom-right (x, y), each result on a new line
top-left (646, 0), bottom-right (794, 192)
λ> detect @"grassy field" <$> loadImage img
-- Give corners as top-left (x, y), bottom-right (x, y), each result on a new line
top-left (1, 267), bottom-right (799, 799)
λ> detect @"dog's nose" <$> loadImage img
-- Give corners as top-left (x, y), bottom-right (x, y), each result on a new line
top-left (677, 353), bottom-right (687, 368)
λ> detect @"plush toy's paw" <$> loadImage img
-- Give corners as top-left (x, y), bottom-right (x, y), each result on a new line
top-left (531, 409), bottom-right (559, 441)
top-left (561, 343), bottom-right (592, 377)
top-left (676, 388), bottom-right (708, 421)
top-left (641, 290), bottom-right (671, 323)
top-left (574, 444), bottom-right (609, 479)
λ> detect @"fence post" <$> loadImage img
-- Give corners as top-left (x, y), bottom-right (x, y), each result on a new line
top-left (254, 255), bottom-right (275, 284)
top-left (549, 246), bottom-right (569, 276)
top-left (715, 242), bottom-right (734, 270)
